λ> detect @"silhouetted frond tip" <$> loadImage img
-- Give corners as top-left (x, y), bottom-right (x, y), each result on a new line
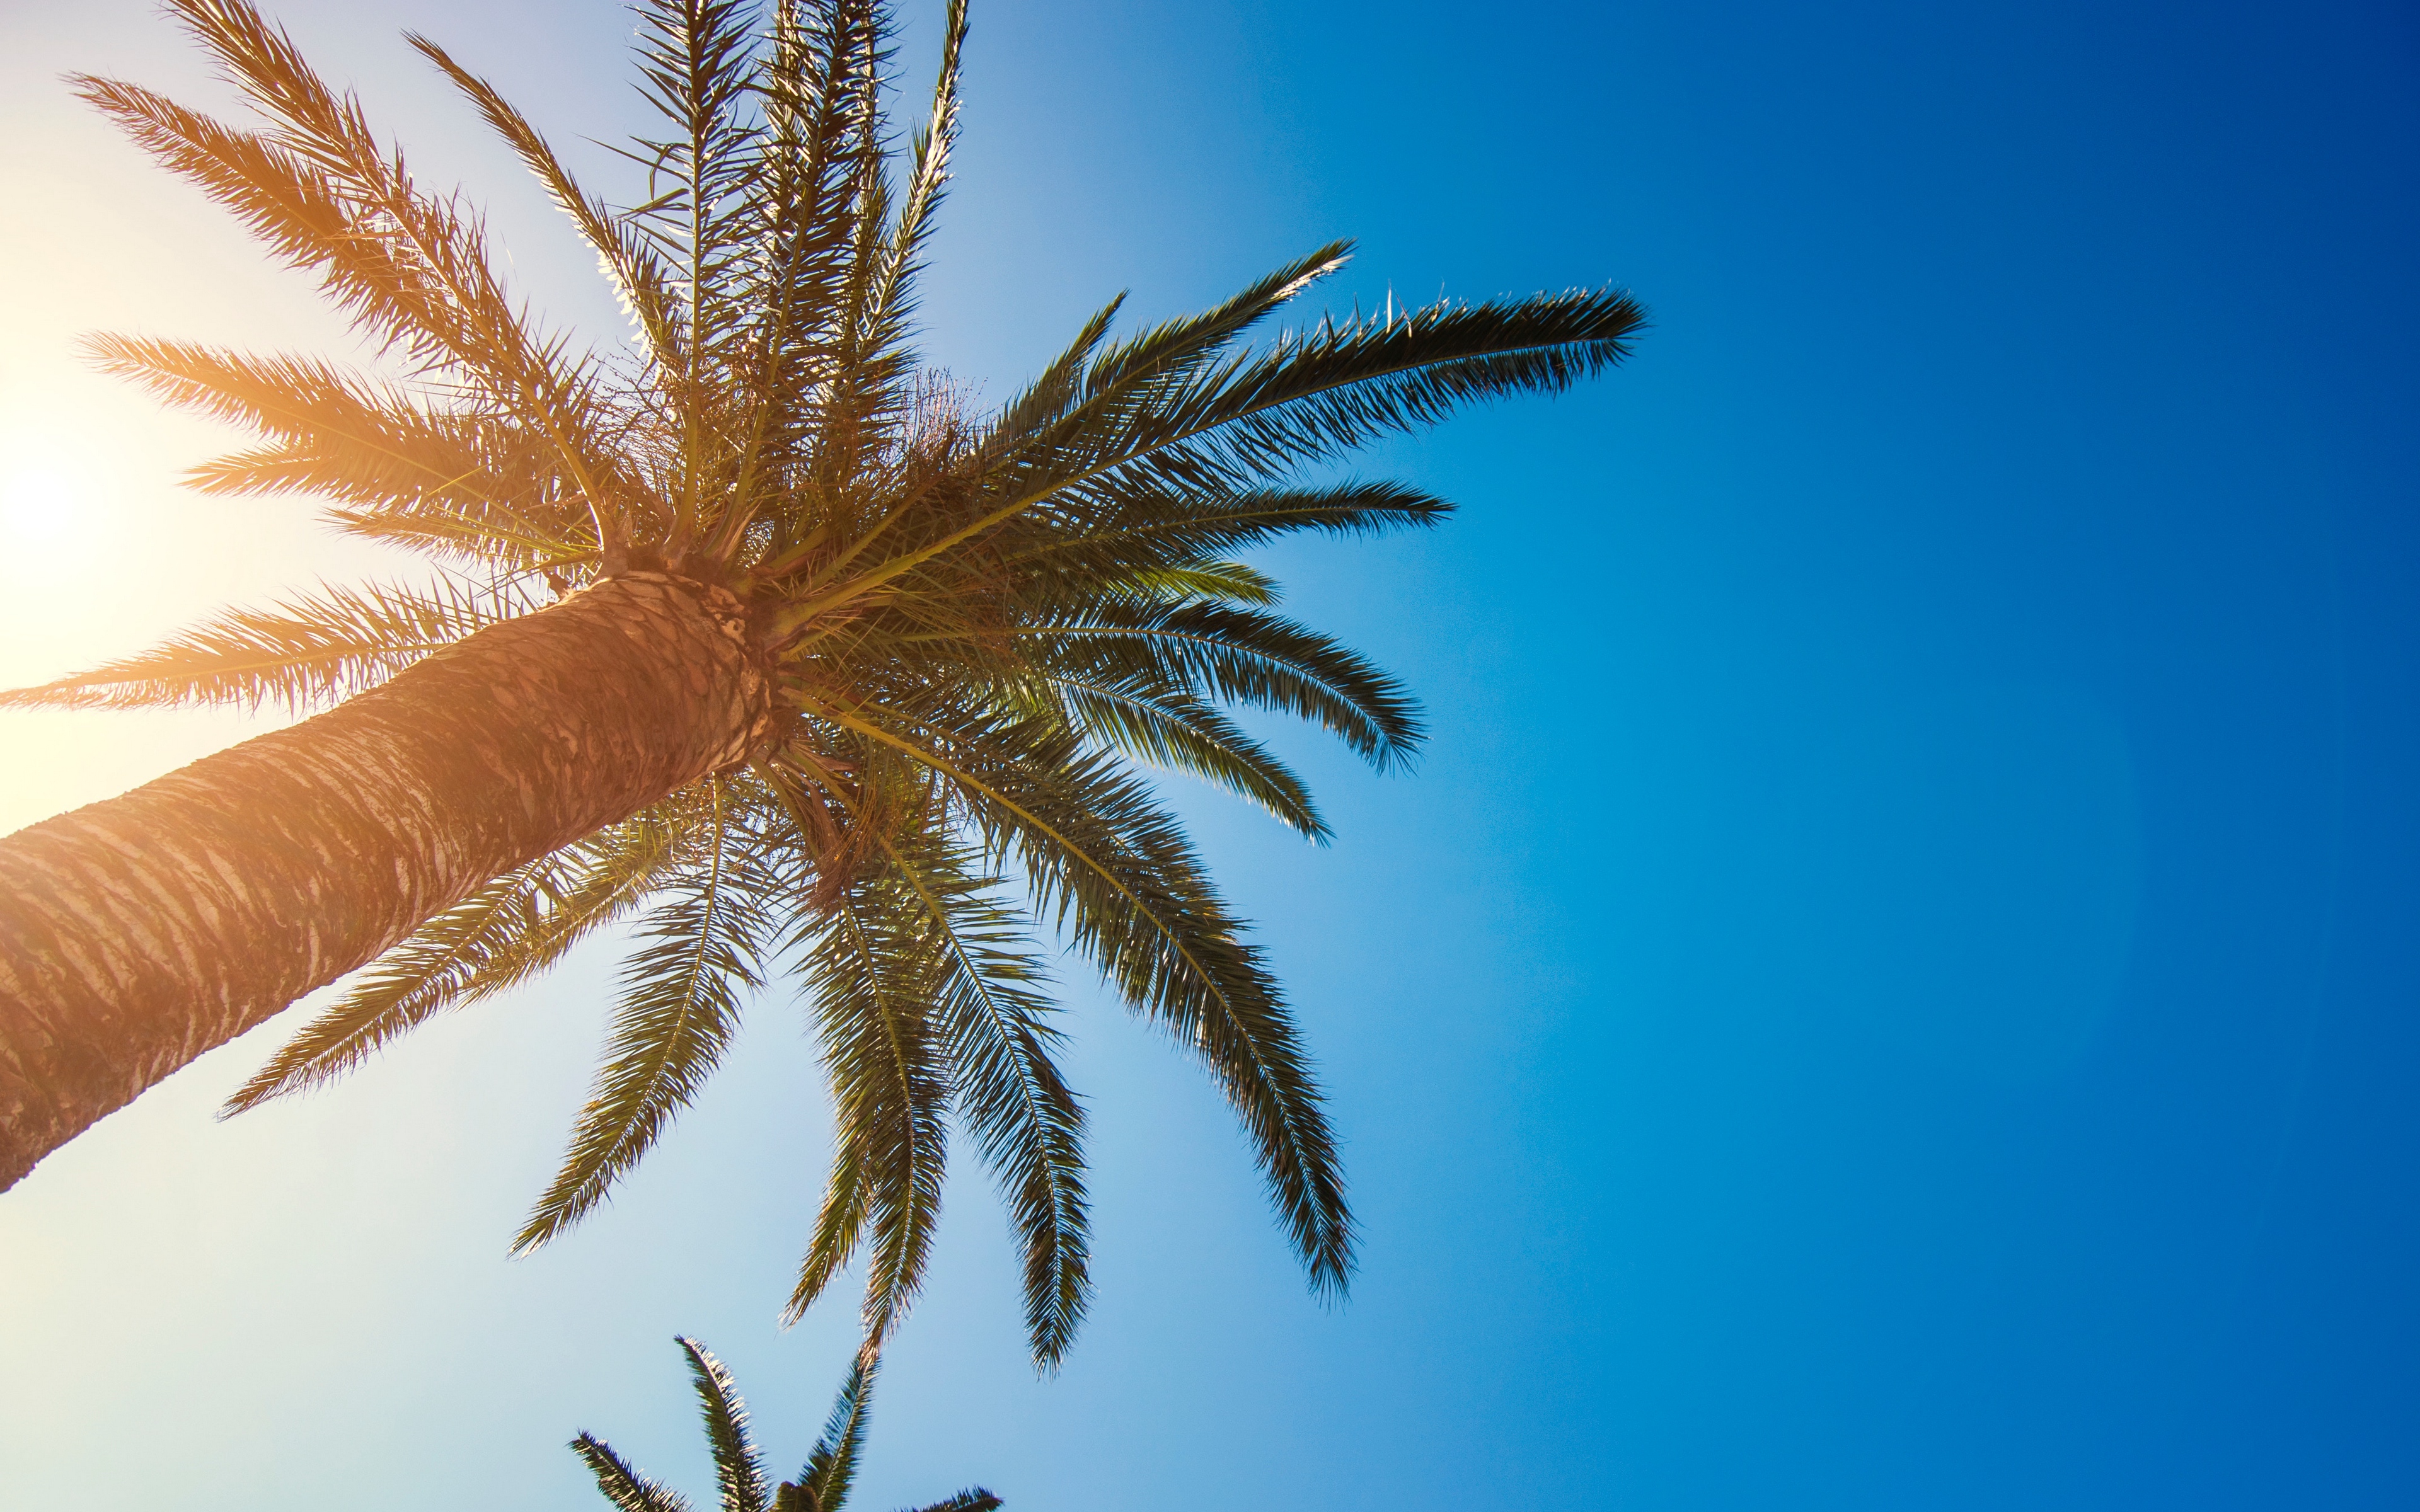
top-left (576, 1339), bottom-right (992, 1512)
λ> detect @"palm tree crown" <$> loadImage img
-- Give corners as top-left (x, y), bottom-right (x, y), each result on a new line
top-left (575, 1337), bottom-right (996, 1512)
top-left (8, 0), bottom-right (1642, 1365)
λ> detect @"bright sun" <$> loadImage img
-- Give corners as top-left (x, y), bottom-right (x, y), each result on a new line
top-left (0, 466), bottom-right (84, 551)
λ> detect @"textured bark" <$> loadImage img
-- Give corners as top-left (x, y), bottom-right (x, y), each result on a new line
top-left (0, 571), bottom-right (770, 1189)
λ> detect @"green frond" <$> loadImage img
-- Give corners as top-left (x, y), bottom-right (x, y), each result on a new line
top-left (1211, 282), bottom-right (1644, 454)
top-left (1024, 241), bottom-right (1352, 445)
top-left (132, 1), bottom-right (629, 544)
top-left (0, 578), bottom-right (524, 714)
top-left (858, 0), bottom-right (967, 356)
top-left (798, 1350), bottom-right (876, 1512)
top-left (676, 1336), bottom-right (770, 1512)
top-left (902, 1492), bottom-right (1001, 1512)
top-left (788, 697), bottom-right (1354, 1294)
top-left (1000, 481), bottom-right (1451, 583)
top-left (1107, 560), bottom-right (1282, 606)
top-left (1040, 675), bottom-right (1328, 839)
top-left (890, 262), bottom-right (1635, 583)
top-left (626, 0), bottom-right (767, 454)
top-left (700, 0), bottom-right (896, 559)
top-left (573, 1433), bottom-right (696, 1512)
top-left (1063, 282), bottom-right (1647, 496)
top-left (222, 808), bottom-right (691, 1114)
top-left (408, 33), bottom-right (683, 367)
top-left (1014, 600), bottom-right (1426, 772)
top-left (977, 295), bottom-right (1127, 474)
top-left (518, 781), bottom-right (774, 1251)
top-left (873, 830), bottom-right (1091, 1366)
top-left (781, 246), bottom-right (1353, 617)
top-left (787, 1127), bottom-right (870, 1329)
top-left (976, 746), bottom-right (1354, 1295)
top-left (787, 871), bottom-right (951, 1345)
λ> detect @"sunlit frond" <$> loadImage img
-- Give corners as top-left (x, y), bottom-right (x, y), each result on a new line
top-left (409, 33), bottom-right (683, 367)
top-left (574, 1433), bottom-right (697, 1512)
top-left (798, 1350), bottom-right (875, 1512)
top-left (677, 1336), bottom-right (771, 1512)
top-left (0, 579), bottom-right (525, 713)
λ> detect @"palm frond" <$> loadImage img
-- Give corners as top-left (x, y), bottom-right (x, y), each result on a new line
top-left (0, 578), bottom-right (523, 713)
top-left (859, 0), bottom-right (967, 354)
top-left (628, 0), bottom-right (764, 358)
top-left (677, 1336), bottom-right (771, 1512)
top-left (723, 0), bottom-right (892, 553)
top-left (786, 865), bottom-right (951, 1346)
top-left (84, 332), bottom-right (585, 562)
top-left (873, 829), bottom-right (1090, 1365)
top-left (574, 1433), bottom-right (697, 1512)
top-left (408, 33), bottom-right (683, 367)
top-left (518, 779), bottom-right (773, 1251)
top-left (818, 271), bottom-right (1637, 606)
top-left (977, 747), bottom-right (1354, 1294)
top-left (1013, 600), bottom-right (1426, 773)
top-left (902, 1492), bottom-right (1000, 1512)
top-left (1035, 672), bottom-right (1326, 838)
top-left (222, 807), bottom-right (690, 1113)
top-left (1004, 480), bottom-right (1453, 571)
top-left (798, 1350), bottom-right (875, 1512)
top-left (791, 696), bottom-right (1353, 1293)
top-left (127, 1), bottom-right (628, 542)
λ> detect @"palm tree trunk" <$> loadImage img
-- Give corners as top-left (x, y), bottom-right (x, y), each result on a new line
top-left (0, 571), bottom-right (770, 1190)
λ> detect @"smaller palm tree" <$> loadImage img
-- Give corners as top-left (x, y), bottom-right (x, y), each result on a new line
top-left (577, 1337), bottom-right (996, 1512)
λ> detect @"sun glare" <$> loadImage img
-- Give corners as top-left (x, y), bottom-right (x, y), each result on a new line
top-left (0, 465), bottom-right (84, 551)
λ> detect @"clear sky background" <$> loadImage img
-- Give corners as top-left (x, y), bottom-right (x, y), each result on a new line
top-left (2, 1), bottom-right (2416, 1507)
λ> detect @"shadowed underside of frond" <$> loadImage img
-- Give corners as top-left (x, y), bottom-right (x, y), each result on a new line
top-left (0, 0), bottom-right (1644, 1372)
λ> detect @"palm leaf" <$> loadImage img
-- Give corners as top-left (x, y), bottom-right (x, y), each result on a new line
top-left (873, 829), bottom-right (1090, 1365)
top-left (1038, 672), bottom-right (1327, 839)
top-left (0, 579), bottom-right (523, 713)
top-left (408, 33), bottom-right (684, 368)
top-left (998, 598), bottom-right (1426, 771)
top-left (518, 779), bottom-right (773, 1251)
top-left (677, 1336), bottom-right (770, 1512)
top-left (222, 807), bottom-right (691, 1113)
top-left (798, 1349), bottom-right (875, 1512)
top-left (791, 694), bottom-right (1353, 1293)
top-left (119, 2), bottom-right (628, 541)
top-left (574, 1433), bottom-right (696, 1512)
top-left (786, 862), bottom-right (952, 1346)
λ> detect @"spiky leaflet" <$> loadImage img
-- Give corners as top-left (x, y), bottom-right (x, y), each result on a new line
top-left (572, 1336), bottom-right (1000, 1512)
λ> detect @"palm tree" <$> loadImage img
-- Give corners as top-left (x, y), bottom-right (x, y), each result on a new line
top-left (0, 0), bottom-right (1643, 1364)
top-left (576, 1336), bottom-right (996, 1512)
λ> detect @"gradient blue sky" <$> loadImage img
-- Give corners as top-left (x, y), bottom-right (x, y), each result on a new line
top-left (3, 1), bottom-right (2417, 1508)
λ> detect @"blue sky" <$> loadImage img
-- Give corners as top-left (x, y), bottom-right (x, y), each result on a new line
top-left (2, 1), bottom-right (2416, 1508)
